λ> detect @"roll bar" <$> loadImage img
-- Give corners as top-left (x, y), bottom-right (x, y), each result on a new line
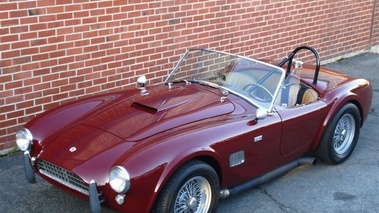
top-left (277, 46), bottom-right (321, 85)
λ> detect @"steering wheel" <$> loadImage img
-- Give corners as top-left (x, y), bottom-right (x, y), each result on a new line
top-left (243, 83), bottom-right (273, 103)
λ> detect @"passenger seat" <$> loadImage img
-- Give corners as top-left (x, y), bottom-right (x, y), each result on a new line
top-left (276, 74), bottom-right (318, 107)
top-left (296, 84), bottom-right (318, 105)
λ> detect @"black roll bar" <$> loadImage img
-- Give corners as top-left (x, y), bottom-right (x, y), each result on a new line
top-left (277, 46), bottom-right (321, 85)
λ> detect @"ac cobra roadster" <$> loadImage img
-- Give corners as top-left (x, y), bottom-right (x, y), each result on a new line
top-left (16, 46), bottom-right (372, 213)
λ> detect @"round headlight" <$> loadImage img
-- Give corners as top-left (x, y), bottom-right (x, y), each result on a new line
top-left (16, 128), bottom-right (33, 151)
top-left (109, 166), bottom-right (130, 194)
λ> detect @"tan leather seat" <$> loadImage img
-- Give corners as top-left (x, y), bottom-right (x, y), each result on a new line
top-left (297, 85), bottom-right (318, 105)
top-left (276, 74), bottom-right (318, 107)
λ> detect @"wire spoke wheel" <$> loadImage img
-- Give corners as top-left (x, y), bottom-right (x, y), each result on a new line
top-left (316, 103), bottom-right (360, 164)
top-left (333, 113), bottom-right (355, 155)
top-left (153, 160), bottom-right (219, 213)
top-left (174, 176), bottom-right (212, 213)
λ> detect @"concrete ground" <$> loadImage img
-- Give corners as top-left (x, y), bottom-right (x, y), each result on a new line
top-left (0, 51), bottom-right (378, 213)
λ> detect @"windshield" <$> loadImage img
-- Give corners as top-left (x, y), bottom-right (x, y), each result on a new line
top-left (165, 49), bottom-right (285, 111)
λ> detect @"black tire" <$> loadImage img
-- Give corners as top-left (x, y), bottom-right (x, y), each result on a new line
top-left (153, 160), bottom-right (220, 213)
top-left (316, 103), bottom-right (361, 164)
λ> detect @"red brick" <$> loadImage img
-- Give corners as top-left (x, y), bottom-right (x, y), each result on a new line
top-left (1, 18), bottom-right (19, 27)
top-left (1, 34), bottom-right (18, 43)
top-left (38, 29), bottom-right (55, 38)
top-left (25, 105), bottom-right (43, 115)
top-left (69, 89), bottom-right (85, 97)
top-left (9, 10), bottom-right (27, 18)
top-left (44, 102), bottom-right (60, 111)
top-left (0, 3), bottom-right (17, 10)
top-left (73, 10), bottom-right (89, 18)
top-left (43, 87), bottom-right (60, 97)
top-left (35, 96), bottom-right (52, 106)
top-left (10, 25), bottom-right (28, 34)
top-left (98, 15), bottom-right (112, 22)
top-left (15, 86), bottom-right (33, 95)
top-left (47, 6), bottom-right (64, 14)
top-left (70, 36), bottom-right (85, 44)
top-left (61, 84), bottom-right (76, 93)
top-left (64, 4), bottom-right (81, 12)
top-left (5, 94), bottom-right (24, 105)
top-left (10, 41), bottom-right (28, 49)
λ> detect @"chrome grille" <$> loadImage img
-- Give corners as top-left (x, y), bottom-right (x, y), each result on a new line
top-left (38, 160), bottom-right (89, 195)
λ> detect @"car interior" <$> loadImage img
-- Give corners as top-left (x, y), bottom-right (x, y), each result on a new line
top-left (275, 73), bottom-right (318, 107)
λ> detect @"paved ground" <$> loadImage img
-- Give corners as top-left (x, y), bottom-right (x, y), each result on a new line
top-left (0, 52), bottom-right (378, 213)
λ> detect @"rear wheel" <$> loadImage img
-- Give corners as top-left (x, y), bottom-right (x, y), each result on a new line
top-left (316, 103), bottom-right (361, 164)
top-left (153, 160), bottom-right (220, 213)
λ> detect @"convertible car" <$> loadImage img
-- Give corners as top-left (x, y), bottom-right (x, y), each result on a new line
top-left (16, 46), bottom-right (372, 213)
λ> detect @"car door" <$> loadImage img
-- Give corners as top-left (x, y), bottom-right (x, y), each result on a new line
top-left (211, 95), bottom-right (285, 186)
top-left (276, 101), bottom-right (330, 156)
top-left (241, 111), bottom-right (285, 177)
top-left (214, 110), bottom-right (285, 186)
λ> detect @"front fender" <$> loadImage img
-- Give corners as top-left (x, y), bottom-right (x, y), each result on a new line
top-left (153, 146), bottom-right (222, 194)
top-left (117, 134), bottom-right (223, 212)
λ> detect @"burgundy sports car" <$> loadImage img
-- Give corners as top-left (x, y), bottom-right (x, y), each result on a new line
top-left (16, 46), bottom-right (372, 213)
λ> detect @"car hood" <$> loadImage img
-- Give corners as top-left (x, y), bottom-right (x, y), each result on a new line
top-left (83, 85), bottom-right (235, 141)
top-left (36, 84), bottom-right (235, 182)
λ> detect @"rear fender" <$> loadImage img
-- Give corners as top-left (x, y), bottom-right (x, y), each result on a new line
top-left (309, 80), bottom-right (371, 150)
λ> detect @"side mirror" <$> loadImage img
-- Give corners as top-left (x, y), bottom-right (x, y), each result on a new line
top-left (255, 108), bottom-right (268, 120)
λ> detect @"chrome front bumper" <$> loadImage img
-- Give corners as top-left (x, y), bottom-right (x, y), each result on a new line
top-left (89, 180), bottom-right (102, 213)
top-left (23, 151), bottom-right (36, 184)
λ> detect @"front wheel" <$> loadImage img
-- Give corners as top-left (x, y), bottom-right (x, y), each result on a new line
top-left (316, 103), bottom-right (361, 164)
top-left (153, 160), bottom-right (220, 213)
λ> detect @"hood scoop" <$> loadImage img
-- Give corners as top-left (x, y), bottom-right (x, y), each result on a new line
top-left (131, 102), bottom-right (158, 114)
top-left (131, 98), bottom-right (189, 115)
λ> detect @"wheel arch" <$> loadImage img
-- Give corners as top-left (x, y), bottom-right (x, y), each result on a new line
top-left (149, 148), bottom-right (224, 212)
top-left (133, 146), bottom-right (223, 212)
top-left (313, 100), bottom-right (362, 164)
top-left (155, 149), bottom-right (223, 193)
top-left (347, 99), bottom-right (364, 127)
top-left (310, 93), bottom-right (362, 151)
top-left (194, 155), bottom-right (223, 184)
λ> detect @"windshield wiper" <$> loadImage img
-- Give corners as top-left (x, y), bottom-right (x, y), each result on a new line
top-left (166, 79), bottom-right (195, 89)
top-left (166, 79), bottom-right (220, 89)
top-left (197, 80), bottom-right (221, 89)
top-left (167, 79), bottom-right (195, 85)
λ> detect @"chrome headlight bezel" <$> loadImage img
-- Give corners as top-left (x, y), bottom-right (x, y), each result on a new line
top-left (16, 128), bottom-right (33, 151)
top-left (109, 166), bottom-right (130, 194)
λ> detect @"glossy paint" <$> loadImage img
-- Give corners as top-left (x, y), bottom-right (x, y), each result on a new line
top-left (24, 65), bottom-right (372, 213)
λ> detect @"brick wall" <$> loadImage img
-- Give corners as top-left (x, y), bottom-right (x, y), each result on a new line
top-left (1, 0), bottom-right (378, 152)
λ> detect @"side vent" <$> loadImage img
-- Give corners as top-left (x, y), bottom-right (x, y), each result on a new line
top-left (131, 102), bottom-right (158, 114)
top-left (229, 150), bottom-right (245, 167)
